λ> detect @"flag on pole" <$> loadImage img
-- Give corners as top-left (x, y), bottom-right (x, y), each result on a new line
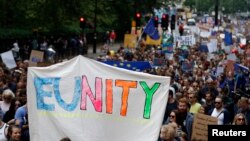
top-left (144, 18), bottom-right (160, 40)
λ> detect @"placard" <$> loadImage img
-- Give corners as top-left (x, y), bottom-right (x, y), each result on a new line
top-left (29, 50), bottom-right (44, 67)
top-left (191, 113), bottom-right (218, 141)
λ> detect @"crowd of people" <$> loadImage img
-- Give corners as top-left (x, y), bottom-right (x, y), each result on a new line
top-left (96, 17), bottom-right (250, 141)
top-left (0, 16), bottom-right (250, 141)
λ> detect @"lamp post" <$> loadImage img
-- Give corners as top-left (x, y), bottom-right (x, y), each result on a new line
top-left (93, 0), bottom-right (97, 54)
top-left (215, 0), bottom-right (219, 26)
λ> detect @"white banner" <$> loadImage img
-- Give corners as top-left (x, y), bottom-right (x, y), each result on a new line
top-left (174, 35), bottom-right (195, 46)
top-left (0, 50), bottom-right (17, 69)
top-left (27, 56), bottom-right (170, 141)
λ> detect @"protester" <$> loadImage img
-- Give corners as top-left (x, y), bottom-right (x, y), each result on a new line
top-left (0, 112), bottom-right (8, 141)
top-left (161, 98), bottom-right (193, 141)
top-left (14, 103), bottom-right (28, 141)
top-left (162, 88), bottom-right (178, 124)
top-left (0, 89), bottom-right (15, 115)
top-left (7, 125), bottom-right (21, 141)
top-left (179, 23), bottom-right (184, 36)
top-left (3, 98), bottom-right (21, 124)
top-left (0, 9), bottom-right (250, 141)
top-left (109, 30), bottom-right (117, 45)
top-left (232, 113), bottom-right (248, 125)
top-left (60, 137), bottom-right (71, 141)
top-left (237, 97), bottom-right (250, 123)
top-left (188, 92), bottom-right (201, 114)
top-left (209, 95), bottom-right (231, 125)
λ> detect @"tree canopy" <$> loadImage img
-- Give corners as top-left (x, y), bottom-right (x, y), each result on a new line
top-left (1, 0), bottom-right (249, 40)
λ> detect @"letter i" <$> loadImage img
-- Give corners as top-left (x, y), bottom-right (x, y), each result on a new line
top-left (106, 79), bottom-right (113, 114)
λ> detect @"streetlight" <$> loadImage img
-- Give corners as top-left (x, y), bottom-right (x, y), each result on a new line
top-left (214, 0), bottom-right (219, 26)
top-left (93, 0), bottom-right (97, 54)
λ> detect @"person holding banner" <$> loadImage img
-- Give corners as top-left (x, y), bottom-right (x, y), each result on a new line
top-left (60, 137), bottom-right (71, 141)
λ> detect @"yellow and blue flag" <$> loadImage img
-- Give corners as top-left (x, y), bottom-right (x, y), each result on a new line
top-left (144, 18), bottom-right (160, 40)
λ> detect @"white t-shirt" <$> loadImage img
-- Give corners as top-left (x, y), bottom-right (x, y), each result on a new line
top-left (0, 101), bottom-right (10, 115)
top-left (0, 123), bottom-right (8, 141)
top-left (211, 108), bottom-right (224, 125)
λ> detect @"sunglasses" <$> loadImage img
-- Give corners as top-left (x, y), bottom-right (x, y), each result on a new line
top-left (15, 104), bottom-right (21, 106)
top-left (237, 118), bottom-right (245, 121)
top-left (215, 102), bottom-right (222, 104)
top-left (169, 115), bottom-right (175, 118)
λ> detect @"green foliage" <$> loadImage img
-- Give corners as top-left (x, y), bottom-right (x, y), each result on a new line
top-left (2, 0), bottom-right (249, 40)
top-left (0, 28), bottom-right (32, 39)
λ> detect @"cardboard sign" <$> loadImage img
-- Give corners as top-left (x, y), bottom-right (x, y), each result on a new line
top-left (191, 113), bottom-right (218, 141)
top-left (29, 50), bottom-right (44, 67)
top-left (124, 34), bottom-right (137, 48)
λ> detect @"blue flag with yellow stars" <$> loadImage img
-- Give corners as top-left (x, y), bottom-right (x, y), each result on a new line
top-left (101, 61), bottom-right (152, 72)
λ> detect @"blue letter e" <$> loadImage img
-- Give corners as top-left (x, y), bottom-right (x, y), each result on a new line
top-left (34, 77), bottom-right (55, 111)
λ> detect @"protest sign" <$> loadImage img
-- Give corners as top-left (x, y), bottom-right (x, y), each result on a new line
top-left (0, 50), bottom-right (17, 69)
top-left (124, 34), bottom-right (137, 48)
top-left (207, 39), bottom-right (217, 53)
top-left (227, 53), bottom-right (237, 61)
top-left (165, 53), bottom-right (174, 60)
top-left (181, 61), bottom-right (194, 72)
top-left (29, 50), bottom-right (44, 67)
top-left (174, 35), bottom-right (195, 47)
top-left (191, 113), bottom-right (218, 141)
top-left (216, 67), bottom-right (224, 77)
top-left (153, 58), bottom-right (166, 66)
top-left (200, 31), bottom-right (211, 38)
top-left (27, 56), bottom-right (170, 141)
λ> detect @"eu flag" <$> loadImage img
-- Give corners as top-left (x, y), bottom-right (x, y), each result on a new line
top-left (144, 18), bottom-right (160, 40)
top-left (234, 63), bottom-right (249, 72)
top-left (224, 30), bottom-right (233, 46)
top-left (102, 61), bottom-right (152, 72)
